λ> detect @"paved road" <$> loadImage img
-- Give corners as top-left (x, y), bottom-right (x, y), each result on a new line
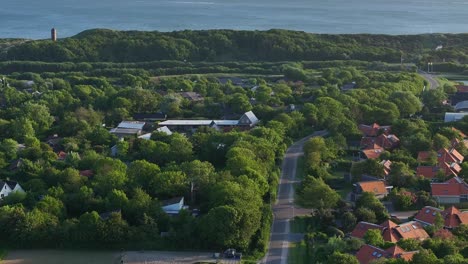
top-left (263, 131), bottom-right (328, 264)
top-left (418, 70), bottom-right (439, 90)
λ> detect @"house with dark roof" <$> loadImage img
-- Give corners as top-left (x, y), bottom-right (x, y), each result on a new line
top-left (341, 82), bottom-right (357, 91)
top-left (414, 205), bottom-right (468, 229)
top-left (179, 92), bottom-right (204, 102)
top-left (133, 113), bottom-right (167, 121)
top-left (0, 180), bottom-right (25, 199)
top-left (352, 181), bottom-right (392, 201)
top-left (451, 85), bottom-right (468, 105)
top-left (355, 244), bottom-right (417, 264)
top-left (431, 176), bottom-right (468, 204)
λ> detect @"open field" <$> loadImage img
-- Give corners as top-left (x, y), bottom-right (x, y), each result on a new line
top-left (2, 250), bottom-right (240, 264)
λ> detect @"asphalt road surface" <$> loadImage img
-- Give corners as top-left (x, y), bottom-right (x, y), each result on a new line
top-left (263, 131), bottom-right (328, 264)
top-left (418, 70), bottom-right (439, 90)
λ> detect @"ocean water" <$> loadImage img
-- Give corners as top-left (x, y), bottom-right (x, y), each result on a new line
top-left (2, 0), bottom-right (468, 39)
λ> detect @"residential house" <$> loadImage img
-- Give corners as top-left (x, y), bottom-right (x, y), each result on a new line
top-left (381, 220), bottom-right (429, 242)
top-left (445, 112), bottom-right (468, 122)
top-left (8, 159), bottom-right (23, 171)
top-left (351, 220), bottom-right (429, 242)
top-left (99, 210), bottom-right (122, 220)
top-left (416, 148), bottom-right (464, 179)
top-left (451, 85), bottom-right (468, 105)
top-left (455, 100), bottom-right (468, 112)
top-left (79, 170), bottom-right (94, 178)
top-left (179, 92), bottom-right (204, 102)
top-left (352, 181), bottom-right (392, 200)
top-left (57, 151), bottom-right (68, 161)
top-left (158, 111), bottom-right (259, 132)
top-left (341, 82), bottom-right (357, 91)
top-left (355, 244), bottom-right (417, 264)
top-left (381, 160), bottom-right (392, 179)
top-left (162, 197), bottom-right (187, 215)
top-left (431, 176), bottom-right (468, 204)
top-left (358, 123), bottom-right (391, 137)
top-left (358, 123), bottom-right (399, 159)
top-left (414, 205), bottom-right (468, 229)
top-left (137, 126), bottom-right (173, 140)
top-left (350, 222), bottom-right (383, 239)
top-left (133, 113), bottom-right (167, 122)
top-left (110, 121), bottom-right (146, 137)
top-left (155, 126), bottom-right (173, 136)
top-left (0, 180), bottom-right (25, 199)
top-left (46, 134), bottom-right (62, 152)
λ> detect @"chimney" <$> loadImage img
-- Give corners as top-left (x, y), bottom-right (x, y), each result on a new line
top-left (51, 28), bottom-right (57, 41)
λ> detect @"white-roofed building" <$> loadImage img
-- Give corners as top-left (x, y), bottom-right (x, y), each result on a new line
top-left (156, 126), bottom-right (173, 135)
top-left (117, 121), bottom-right (146, 130)
top-left (455, 101), bottom-right (468, 112)
top-left (158, 111), bottom-right (260, 132)
top-left (110, 121), bottom-right (146, 137)
top-left (238, 111), bottom-right (259, 127)
top-left (445, 112), bottom-right (468, 123)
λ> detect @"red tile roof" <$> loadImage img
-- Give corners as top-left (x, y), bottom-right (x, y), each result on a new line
top-left (79, 170), bottom-right (94, 177)
top-left (414, 205), bottom-right (468, 228)
top-left (355, 244), bottom-right (417, 264)
top-left (431, 176), bottom-right (468, 196)
top-left (358, 123), bottom-right (391, 137)
top-left (416, 166), bottom-right (441, 179)
top-left (391, 221), bottom-right (429, 241)
top-left (57, 151), bottom-right (68, 160)
top-left (438, 148), bottom-right (464, 164)
top-left (455, 85), bottom-right (468, 93)
top-left (362, 148), bottom-right (385, 159)
top-left (357, 181), bottom-right (389, 195)
top-left (381, 220), bottom-right (399, 242)
top-left (351, 222), bottom-right (384, 239)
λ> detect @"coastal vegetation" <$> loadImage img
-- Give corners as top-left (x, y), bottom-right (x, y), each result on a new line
top-left (0, 29), bottom-right (467, 263)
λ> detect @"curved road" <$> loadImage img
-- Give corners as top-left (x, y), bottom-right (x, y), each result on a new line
top-left (263, 130), bottom-right (328, 264)
top-left (418, 70), bottom-right (439, 90)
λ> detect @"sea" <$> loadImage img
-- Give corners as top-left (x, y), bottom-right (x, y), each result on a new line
top-left (2, 0), bottom-right (468, 39)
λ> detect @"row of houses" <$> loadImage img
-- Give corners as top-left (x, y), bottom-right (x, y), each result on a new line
top-left (358, 123), bottom-right (400, 160)
top-left (352, 205), bottom-right (468, 263)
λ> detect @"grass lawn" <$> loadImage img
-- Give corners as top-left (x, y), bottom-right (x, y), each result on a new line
top-left (288, 240), bottom-right (310, 264)
top-left (291, 216), bottom-right (310, 233)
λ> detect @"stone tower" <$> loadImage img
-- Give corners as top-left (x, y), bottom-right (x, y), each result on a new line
top-left (51, 28), bottom-right (57, 41)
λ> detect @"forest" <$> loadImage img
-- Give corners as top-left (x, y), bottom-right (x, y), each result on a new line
top-left (3, 29), bottom-right (468, 66)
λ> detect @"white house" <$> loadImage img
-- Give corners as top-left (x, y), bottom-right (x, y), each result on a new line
top-left (162, 197), bottom-right (187, 215)
top-left (0, 180), bottom-right (25, 199)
